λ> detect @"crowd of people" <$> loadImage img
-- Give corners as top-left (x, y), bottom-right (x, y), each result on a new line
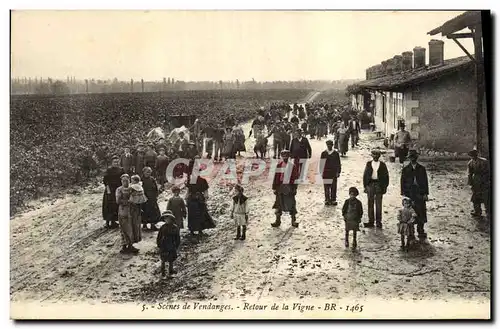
top-left (99, 101), bottom-right (490, 278)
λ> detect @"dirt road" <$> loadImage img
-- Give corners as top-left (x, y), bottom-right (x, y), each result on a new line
top-left (10, 102), bottom-right (490, 306)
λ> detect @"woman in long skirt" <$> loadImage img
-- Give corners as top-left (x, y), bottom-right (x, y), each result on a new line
top-left (116, 174), bottom-right (142, 254)
top-left (186, 174), bottom-right (216, 237)
top-left (233, 126), bottom-right (246, 156)
top-left (337, 122), bottom-right (350, 156)
top-left (102, 156), bottom-right (125, 228)
top-left (141, 167), bottom-right (161, 231)
top-left (222, 127), bottom-right (235, 160)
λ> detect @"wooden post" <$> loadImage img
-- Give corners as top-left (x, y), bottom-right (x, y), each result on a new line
top-left (131, 79), bottom-right (134, 93)
top-left (141, 79), bottom-right (144, 92)
top-left (473, 25), bottom-right (485, 156)
top-left (85, 79), bottom-right (89, 93)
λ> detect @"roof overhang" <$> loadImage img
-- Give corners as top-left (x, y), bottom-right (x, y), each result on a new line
top-left (428, 11), bottom-right (483, 36)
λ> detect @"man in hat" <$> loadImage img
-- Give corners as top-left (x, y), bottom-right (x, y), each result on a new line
top-left (362, 149), bottom-right (389, 228)
top-left (155, 147), bottom-right (169, 189)
top-left (134, 143), bottom-right (145, 175)
top-left (144, 144), bottom-right (158, 178)
top-left (348, 115), bottom-right (361, 148)
top-left (249, 114), bottom-right (267, 159)
top-left (266, 118), bottom-right (286, 159)
top-left (394, 121), bottom-right (411, 164)
top-left (282, 117), bottom-right (292, 150)
top-left (174, 131), bottom-right (189, 158)
top-left (401, 149), bottom-right (429, 242)
top-left (467, 149), bottom-right (490, 218)
top-left (189, 119), bottom-right (203, 155)
top-left (320, 140), bottom-right (341, 205)
top-left (290, 129), bottom-right (312, 181)
top-left (120, 147), bottom-right (134, 176)
top-left (271, 149), bottom-right (300, 228)
top-left (185, 140), bottom-right (199, 160)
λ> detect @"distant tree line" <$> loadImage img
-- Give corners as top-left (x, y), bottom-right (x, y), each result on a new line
top-left (10, 76), bottom-right (361, 95)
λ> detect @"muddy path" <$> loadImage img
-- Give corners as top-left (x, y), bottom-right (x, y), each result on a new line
top-left (10, 102), bottom-right (490, 305)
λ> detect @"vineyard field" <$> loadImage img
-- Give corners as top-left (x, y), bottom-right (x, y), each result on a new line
top-left (10, 89), bottom-right (312, 215)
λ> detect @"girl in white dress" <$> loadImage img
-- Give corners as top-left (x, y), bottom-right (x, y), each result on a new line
top-left (230, 185), bottom-right (249, 241)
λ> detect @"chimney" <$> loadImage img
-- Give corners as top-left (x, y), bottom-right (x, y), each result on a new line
top-left (378, 64), bottom-right (385, 77)
top-left (393, 55), bottom-right (403, 73)
top-left (381, 60), bottom-right (388, 76)
top-left (366, 67), bottom-right (371, 80)
top-left (429, 39), bottom-right (444, 66)
top-left (386, 59), bottom-right (395, 75)
top-left (413, 46), bottom-right (426, 69)
top-left (402, 51), bottom-right (413, 71)
top-left (369, 66), bottom-right (375, 79)
top-left (373, 65), bottom-right (380, 79)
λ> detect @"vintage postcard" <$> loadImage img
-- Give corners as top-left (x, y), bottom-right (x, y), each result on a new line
top-left (10, 10), bottom-right (491, 320)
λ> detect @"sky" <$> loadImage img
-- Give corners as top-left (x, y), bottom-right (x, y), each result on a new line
top-left (10, 10), bottom-right (474, 81)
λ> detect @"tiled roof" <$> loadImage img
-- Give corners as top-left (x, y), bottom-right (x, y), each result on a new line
top-left (354, 56), bottom-right (473, 91)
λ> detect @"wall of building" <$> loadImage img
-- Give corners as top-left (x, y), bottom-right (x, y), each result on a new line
top-left (410, 66), bottom-right (478, 153)
top-left (373, 92), bottom-right (385, 133)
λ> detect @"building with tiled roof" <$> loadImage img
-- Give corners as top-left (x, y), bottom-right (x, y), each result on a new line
top-left (348, 39), bottom-right (484, 153)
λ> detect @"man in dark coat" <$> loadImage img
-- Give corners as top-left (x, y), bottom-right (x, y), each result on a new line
top-left (120, 147), bottom-right (134, 176)
top-left (282, 118), bottom-right (292, 150)
top-left (467, 149), bottom-right (490, 218)
top-left (271, 150), bottom-right (300, 228)
top-left (289, 129), bottom-right (312, 182)
top-left (363, 149), bottom-right (389, 228)
top-left (401, 149), bottom-right (429, 242)
top-left (348, 115), bottom-right (361, 148)
top-left (266, 119), bottom-right (285, 159)
top-left (320, 140), bottom-right (341, 205)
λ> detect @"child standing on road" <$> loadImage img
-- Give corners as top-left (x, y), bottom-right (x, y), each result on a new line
top-left (231, 185), bottom-right (249, 240)
top-left (156, 211), bottom-right (181, 278)
top-left (397, 197), bottom-right (417, 251)
top-left (342, 187), bottom-right (363, 249)
top-left (166, 186), bottom-right (187, 229)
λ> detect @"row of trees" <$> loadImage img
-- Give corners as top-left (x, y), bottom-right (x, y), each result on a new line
top-left (11, 77), bottom-right (361, 95)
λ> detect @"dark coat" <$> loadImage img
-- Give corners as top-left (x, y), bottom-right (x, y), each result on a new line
top-left (342, 198), bottom-right (363, 219)
top-left (272, 159), bottom-right (300, 191)
top-left (348, 119), bottom-right (361, 134)
top-left (120, 154), bottom-right (134, 173)
top-left (401, 162), bottom-right (429, 198)
top-left (102, 166), bottom-right (125, 222)
top-left (156, 223), bottom-right (180, 263)
top-left (290, 137), bottom-right (312, 159)
top-left (320, 150), bottom-right (341, 179)
top-left (141, 176), bottom-right (161, 224)
top-left (363, 161), bottom-right (389, 193)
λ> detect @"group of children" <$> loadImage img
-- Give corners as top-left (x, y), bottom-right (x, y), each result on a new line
top-left (342, 187), bottom-right (417, 251)
top-left (154, 184), bottom-right (249, 278)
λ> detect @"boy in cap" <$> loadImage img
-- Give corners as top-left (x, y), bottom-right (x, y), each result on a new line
top-left (401, 149), bottom-right (429, 243)
top-left (320, 140), bottom-right (341, 205)
top-left (155, 147), bottom-right (169, 189)
top-left (166, 186), bottom-right (187, 229)
top-left (467, 149), bottom-right (490, 218)
top-left (362, 149), bottom-right (389, 228)
top-left (156, 211), bottom-right (181, 278)
top-left (342, 187), bottom-right (363, 249)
